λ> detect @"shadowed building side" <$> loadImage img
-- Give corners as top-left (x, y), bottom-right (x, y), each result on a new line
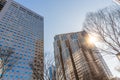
top-left (32, 40), bottom-right (44, 80)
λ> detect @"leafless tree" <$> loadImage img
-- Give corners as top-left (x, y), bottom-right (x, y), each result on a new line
top-left (0, 47), bottom-right (20, 79)
top-left (83, 5), bottom-right (120, 55)
top-left (29, 61), bottom-right (44, 80)
top-left (29, 52), bottom-right (54, 80)
top-left (44, 52), bottom-right (55, 80)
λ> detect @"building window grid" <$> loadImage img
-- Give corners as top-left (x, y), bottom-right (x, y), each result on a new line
top-left (0, 2), bottom-right (42, 79)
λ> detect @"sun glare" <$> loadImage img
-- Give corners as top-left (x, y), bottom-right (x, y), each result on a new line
top-left (89, 36), bottom-right (98, 44)
top-left (87, 35), bottom-right (101, 48)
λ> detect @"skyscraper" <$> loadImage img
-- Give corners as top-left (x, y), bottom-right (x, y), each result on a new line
top-left (54, 31), bottom-right (112, 80)
top-left (0, 0), bottom-right (43, 80)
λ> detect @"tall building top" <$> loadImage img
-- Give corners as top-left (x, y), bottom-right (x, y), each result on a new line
top-left (54, 31), bottom-right (83, 37)
top-left (0, 0), bottom-right (43, 23)
top-left (0, 0), bottom-right (44, 40)
top-left (54, 30), bottom-right (87, 41)
top-left (13, 0), bottom-right (43, 18)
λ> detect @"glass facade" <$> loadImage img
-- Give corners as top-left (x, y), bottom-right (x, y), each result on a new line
top-left (54, 31), bottom-right (111, 80)
top-left (0, 0), bottom-right (43, 80)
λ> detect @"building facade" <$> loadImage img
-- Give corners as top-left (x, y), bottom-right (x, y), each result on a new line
top-left (0, 0), bottom-right (43, 80)
top-left (54, 31), bottom-right (112, 80)
top-left (48, 65), bottom-right (56, 80)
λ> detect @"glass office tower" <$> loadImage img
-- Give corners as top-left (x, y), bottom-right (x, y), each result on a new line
top-left (54, 31), bottom-right (112, 80)
top-left (0, 0), bottom-right (43, 80)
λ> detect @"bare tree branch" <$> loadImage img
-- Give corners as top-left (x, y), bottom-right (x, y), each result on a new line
top-left (83, 5), bottom-right (120, 55)
top-left (29, 52), bottom-right (54, 80)
top-left (0, 47), bottom-right (21, 79)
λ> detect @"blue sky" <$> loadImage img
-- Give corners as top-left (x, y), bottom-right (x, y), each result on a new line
top-left (14, 0), bottom-right (120, 78)
top-left (14, 0), bottom-right (113, 53)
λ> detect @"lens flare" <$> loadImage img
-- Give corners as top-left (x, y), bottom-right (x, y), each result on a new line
top-left (89, 36), bottom-right (98, 43)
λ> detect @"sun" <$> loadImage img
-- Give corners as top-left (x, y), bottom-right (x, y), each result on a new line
top-left (87, 34), bottom-right (103, 48)
top-left (89, 36), bottom-right (98, 44)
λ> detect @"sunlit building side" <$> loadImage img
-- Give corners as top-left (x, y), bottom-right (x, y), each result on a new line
top-left (54, 31), bottom-right (112, 80)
